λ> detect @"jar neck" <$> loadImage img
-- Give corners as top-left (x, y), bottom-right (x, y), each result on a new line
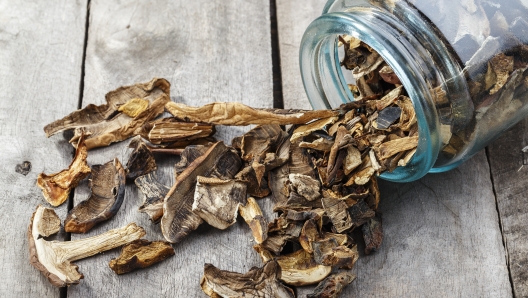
top-left (300, 1), bottom-right (472, 182)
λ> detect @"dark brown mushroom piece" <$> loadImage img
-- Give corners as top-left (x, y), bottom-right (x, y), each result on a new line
top-left (236, 165), bottom-right (271, 198)
top-left (348, 199), bottom-right (376, 230)
top-left (173, 145), bottom-right (209, 176)
top-left (290, 116), bottom-right (339, 142)
top-left (313, 241), bottom-right (359, 270)
top-left (44, 78), bottom-right (171, 149)
top-left (36, 133), bottom-right (91, 207)
top-left (307, 272), bottom-right (357, 298)
top-left (126, 137), bottom-right (157, 181)
top-left (161, 142), bottom-right (242, 243)
top-left (257, 211), bottom-right (304, 255)
top-left (200, 261), bottom-right (295, 298)
top-left (139, 117), bottom-right (214, 145)
top-left (239, 197), bottom-right (268, 244)
top-left (362, 213), bottom-right (383, 255)
top-left (135, 172), bottom-right (170, 223)
top-left (64, 158), bottom-right (126, 233)
top-left (192, 177), bottom-right (247, 230)
top-left (321, 196), bottom-right (353, 233)
top-left (28, 205), bottom-right (145, 287)
top-left (108, 239), bottom-right (175, 274)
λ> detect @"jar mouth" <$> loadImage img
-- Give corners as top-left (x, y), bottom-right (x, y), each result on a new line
top-left (300, 7), bottom-right (445, 182)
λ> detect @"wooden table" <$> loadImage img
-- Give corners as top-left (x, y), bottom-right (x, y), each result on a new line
top-left (2, 0), bottom-right (526, 297)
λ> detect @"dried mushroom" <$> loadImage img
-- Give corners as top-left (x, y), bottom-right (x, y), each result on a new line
top-left (136, 172), bottom-right (170, 223)
top-left (109, 239), bottom-right (175, 274)
top-left (192, 177), bottom-right (247, 230)
top-left (174, 145), bottom-right (209, 176)
top-left (140, 118), bottom-right (214, 145)
top-left (161, 142), bottom-right (241, 243)
top-left (28, 205), bottom-right (145, 287)
top-left (362, 214), bottom-right (383, 255)
top-left (289, 174), bottom-right (321, 201)
top-left (36, 133), bottom-right (91, 207)
top-left (271, 249), bottom-right (332, 286)
top-left (307, 272), bottom-right (357, 298)
top-left (239, 197), bottom-right (268, 244)
top-left (44, 78), bottom-right (170, 149)
top-left (165, 101), bottom-right (339, 125)
top-left (200, 261), bottom-right (295, 298)
top-left (64, 159), bottom-right (126, 233)
top-left (126, 137), bottom-right (157, 181)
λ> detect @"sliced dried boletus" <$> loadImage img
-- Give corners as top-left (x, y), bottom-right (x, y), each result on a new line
top-left (64, 158), bottom-right (126, 233)
top-left (272, 249), bottom-right (332, 286)
top-left (44, 78), bottom-right (171, 149)
top-left (192, 177), bottom-right (247, 230)
top-left (201, 261), bottom-right (295, 298)
top-left (36, 133), bottom-right (91, 207)
top-left (126, 137), bottom-right (157, 181)
top-left (28, 205), bottom-right (145, 287)
top-left (307, 272), bottom-right (357, 298)
top-left (161, 142), bottom-right (242, 243)
top-left (239, 197), bottom-right (268, 244)
top-left (109, 239), bottom-right (175, 274)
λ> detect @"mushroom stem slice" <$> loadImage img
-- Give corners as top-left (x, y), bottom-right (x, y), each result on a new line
top-left (28, 206), bottom-right (145, 287)
top-left (201, 261), bottom-right (295, 298)
top-left (36, 133), bottom-right (91, 207)
top-left (64, 158), bottom-right (126, 233)
top-left (239, 197), bottom-right (268, 244)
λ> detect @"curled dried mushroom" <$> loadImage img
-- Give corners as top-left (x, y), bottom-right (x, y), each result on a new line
top-left (64, 158), bottom-right (126, 233)
top-left (109, 239), bottom-right (175, 274)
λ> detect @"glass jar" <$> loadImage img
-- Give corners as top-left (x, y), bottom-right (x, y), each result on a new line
top-left (300, 0), bottom-right (528, 182)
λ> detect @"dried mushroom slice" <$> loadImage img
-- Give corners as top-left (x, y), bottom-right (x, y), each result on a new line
top-left (174, 145), bottom-right (209, 176)
top-left (37, 133), bottom-right (91, 207)
top-left (321, 196), bottom-right (353, 233)
top-left (290, 117), bottom-right (339, 142)
top-left (201, 261), bottom-right (295, 298)
top-left (307, 272), bottom-right (357, 298)
top-left (236, 165), bottom-right (271, 198)
top-left (28, 205), bottom-right (145, 287)
top-left (274, 249), bottom-right (332, 286)
top-left (192, 177), bottom-right (247, 230)
top-left (348, 199), bottom-right (376, 230)
top-left (44, 78), bottom-right (170, 149)
top-left (165, 101), bottom-right (339, 126)
top-left (239, 197), bottom-right (268, 244)
top-left (161, 142), bottom-right (241, 243)
top-left (376, 136), bottom-right (418, 159)
top-left (362, 213), bottom-right (383, 255)
top-left (126, 137), bottom-right (157, 181)
top-left (136, 172), bottom-right (170, 223)
top-left (288, 174), bottom-right (321, 201)
top-left (316, 244), bottom-right (359, 270)
top-left (64, 159), bottom-right (126, 233)
top-left (258, 212), bottom-right (304, 255)
top-left (108, 239), bottom-right (175, 274)
top-left (232, 124), bottom-right (285, 161)
top-left (141, 118), bottom-right (214, 145)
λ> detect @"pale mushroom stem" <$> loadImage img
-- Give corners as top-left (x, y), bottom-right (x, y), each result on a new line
top-left (49, 223), bottom-right (145, 262)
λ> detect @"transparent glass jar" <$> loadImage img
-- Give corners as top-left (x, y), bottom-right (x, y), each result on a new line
top-left (300, 0), bottom-right (528, 182)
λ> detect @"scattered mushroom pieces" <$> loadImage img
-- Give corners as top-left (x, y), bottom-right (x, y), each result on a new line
top-left (36, 133), bottom-right (91, 207)
top-left (165, 101), bottom-right (339, 126)
top-left (43, 78), bottom-right (171, 149)
top-left (136, 172), bottom-right (170, 223)
top-left (200, 261), bottom-right (295, 298)
top-left (239, 197), bottom-right (268, 244)
top-left (64, 158), bottom-right (126, 233)
top-left (307, 272), bottom-right (357, 298)
top-left (109, 239), bottom-right (175, 275)
top-left (28, 205), bottom-right (145, 287)
top-left (126, 137), bottom-right (157, 181)
top-left (192, 177), bottom-right (247, 230)
top-left (161, 142), bottom-right (241, 243)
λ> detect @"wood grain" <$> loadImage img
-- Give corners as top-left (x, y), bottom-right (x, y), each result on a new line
top-left (68, 0), bottom-right (273, 297)
top-left (487, 118), bottom-right (528, 298)
top-left (276, 0), bottom-right (512, 297)
top-left (0, 0), bottom-right (87, 296)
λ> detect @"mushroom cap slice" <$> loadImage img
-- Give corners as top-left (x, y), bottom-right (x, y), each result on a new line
top-left (274, 249), bottom-right (332, 286)
top-left (161, 142), bottom-right (242, 243)
top-left (64, 158), bottom-right (126, 233)
top-left (28, 205), bottom-right (145, 287)
top-left (109, 239), bottom-right (175, 274)
top-left (136, 172), bottom-right (169, 223)
top-left (307, 272), bottom-right (357, 298)
top-left (239, 197), bottom-right (268, 244)
top-left (201, 261), bottom-right (295, 298)
top-left (126, 137), bottom-right (157, 181)
top-left (36, 133), bottom-right (91, 207)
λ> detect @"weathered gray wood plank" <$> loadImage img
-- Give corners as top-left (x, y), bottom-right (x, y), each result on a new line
top-left (277, 0), bottom-right (512, 296)
top-left (487, 119), bottom-right (528, 297)
top-left (0, 0), bottom-right (87, 296)
top-left (68, 0), bottom-right (273, 297)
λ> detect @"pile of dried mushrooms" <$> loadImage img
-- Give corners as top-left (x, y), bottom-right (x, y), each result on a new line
top-left (30, 38), bottom-right (417, 297)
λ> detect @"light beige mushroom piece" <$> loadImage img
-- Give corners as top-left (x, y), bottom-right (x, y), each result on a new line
top-left (28, 205), bottom-right (146, 287)
top-left (239, 197), bottom-right (268, 244)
